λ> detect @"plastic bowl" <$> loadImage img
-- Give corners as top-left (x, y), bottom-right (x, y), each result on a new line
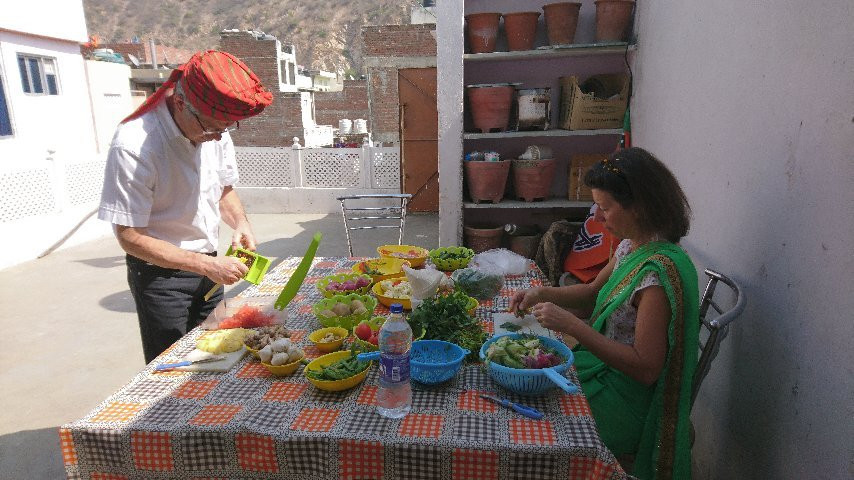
top-left (465, 296), bottom-right (479, 316)
top-left (313, 293), bottom-right (377, 331)
top-left (351, 258), bottom-right (411, 284)
top-left (315, 273), bottom-right (373, 298)
top-left (478, 334), bottom-right (576, 396)
top-left (429, 246), bottom-right (474, 271)
top-left (372, 280), bottom-right (412, 310)
top-left (377, 245), bottom-right (430, 268)
top-left (304, 351), bottom-right (372, 391)
top-left (261, 355), bottom-right (304, 376)
top-left (308, 327), bottom-right (349, 353)
top-left (411, 340), bottom-right (469, 385)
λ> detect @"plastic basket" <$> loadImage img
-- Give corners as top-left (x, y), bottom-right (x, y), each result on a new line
top-left (411, 340), bottom-right (469, 385)
top-left (429, 246), bottom-right (474, 271)
top-left (479, 334), bottom-right (576, 396)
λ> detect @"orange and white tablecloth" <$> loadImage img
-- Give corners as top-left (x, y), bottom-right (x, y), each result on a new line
top-left (60, 257), bottom-right (626, 480)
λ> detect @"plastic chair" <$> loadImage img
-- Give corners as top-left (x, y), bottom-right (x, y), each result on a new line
top-left (337, 194), bottom-right (412, 257)
top-left (691, 268), bottom-right (746, 407)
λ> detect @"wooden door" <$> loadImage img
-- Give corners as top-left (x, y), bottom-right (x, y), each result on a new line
top-left (398, 68), bottom-right (438, 212)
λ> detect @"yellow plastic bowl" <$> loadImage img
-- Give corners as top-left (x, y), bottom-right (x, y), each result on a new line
top-left (304, 351), bottom-right (371, 392)
top-left (351, 258), bottom-right (411, 284)
top-left (308, 327), bottom-right (349, 353)
top-left (372, 280), bottom-right (412, 310)
top-left (261, 356), bottom-right (304, 376)
top-left (245, 344), bottom-right (261, 359)
top-left (466, 296), bottom-right (479, 316)
top-left (377, 245), bottom-right (429, 268)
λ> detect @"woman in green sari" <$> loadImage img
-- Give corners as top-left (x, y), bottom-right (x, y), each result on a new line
top-left (510, 148), bottom-right (699, 480)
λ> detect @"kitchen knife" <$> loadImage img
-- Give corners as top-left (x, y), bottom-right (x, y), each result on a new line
top-left (479, 394), bottom-right (544, 420)
top-left (154, 355), bottom-right (226, 371)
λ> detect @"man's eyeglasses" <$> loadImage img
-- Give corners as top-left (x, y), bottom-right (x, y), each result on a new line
top-left (187, 107), bottom-right (239, 135)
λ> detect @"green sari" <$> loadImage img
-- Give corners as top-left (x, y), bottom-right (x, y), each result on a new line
top-left (573, 242), bottom-right (699, 480)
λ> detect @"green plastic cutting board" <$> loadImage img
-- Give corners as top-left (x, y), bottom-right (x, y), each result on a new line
top-left (274, 232), bottom-right (322, 311)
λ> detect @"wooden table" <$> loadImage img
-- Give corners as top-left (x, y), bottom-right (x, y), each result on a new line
top-left (61, 256), bottom-right (626, 479)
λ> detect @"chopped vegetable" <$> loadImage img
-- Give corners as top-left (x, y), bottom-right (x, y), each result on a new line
top-left (485, 335), bottom-right (564, 369)
top-left (499, 322), bottom-right (522, 332)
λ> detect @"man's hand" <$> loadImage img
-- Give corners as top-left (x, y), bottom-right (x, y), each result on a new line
top-left (231, 222), bottom-right (257, 251)
top-left (204, 255), bottom-right (249, 285)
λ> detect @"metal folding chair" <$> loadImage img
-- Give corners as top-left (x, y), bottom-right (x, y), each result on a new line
top-left (691, 268), bottom-right (746, 407)
top-left (337, 194), bottom-right (412, 256)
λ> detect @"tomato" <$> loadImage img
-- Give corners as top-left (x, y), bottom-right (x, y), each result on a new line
top-left (354, 322), bottom-right (373, 341)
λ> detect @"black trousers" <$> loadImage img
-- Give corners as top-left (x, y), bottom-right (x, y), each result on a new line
top-left (126, 253), bottom-right (222, 363)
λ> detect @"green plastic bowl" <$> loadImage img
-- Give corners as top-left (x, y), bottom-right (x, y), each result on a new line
top-left (315, 273), bottom-right (373, 298)
top-left (429, 246), bottom-right (475, 271)
top-left (313, 293), bottom-right (377, 331)
top-left (353, 316), bottom-right (426, 352)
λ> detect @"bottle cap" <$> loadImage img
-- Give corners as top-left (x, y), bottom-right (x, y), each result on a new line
top-left (390, 303), bottom-right (403, 313)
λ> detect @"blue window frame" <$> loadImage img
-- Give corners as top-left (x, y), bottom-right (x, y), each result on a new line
top-left (0, 74), bottom-right (11, 136)
top-left (17, 54), bottom-right (59, 95)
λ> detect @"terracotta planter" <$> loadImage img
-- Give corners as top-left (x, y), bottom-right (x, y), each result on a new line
top-left (466, 12), bottom-right (501, 54)
top-left (594, 0), bottom-right (635, 42)
top-left (502, 11), bottom-right (540, 51)
top-left (543, 2), bottom-right (582, 45)
top-left (465, 160), bottom-right (511, 203)
top-left (464, 225), bottom-right (504, 253)
top-left (512, 158), bottom-right (557, 202)
top-left (467, 84), bottom-right (515, 133)
top-left (509, 233), bottom-right (543, 259)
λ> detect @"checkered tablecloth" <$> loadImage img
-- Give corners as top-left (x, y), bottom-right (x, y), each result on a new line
top-left (61, 257), bottom-right (626, 480)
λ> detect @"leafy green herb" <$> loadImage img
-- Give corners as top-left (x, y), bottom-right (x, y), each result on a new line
top-left (409, 290), bottom-right (486, 360)
top-left (499, 322), bottom-right (522, 332)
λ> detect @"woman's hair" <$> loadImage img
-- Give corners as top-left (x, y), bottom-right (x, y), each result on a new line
top-left (583, 147), bottom-right (691, 242)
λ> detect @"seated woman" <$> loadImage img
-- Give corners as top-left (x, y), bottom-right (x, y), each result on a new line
top-left (509, 147), bottom-right (699, 480)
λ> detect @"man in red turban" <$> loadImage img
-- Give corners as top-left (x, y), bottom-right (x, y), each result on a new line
top-left (99, 50), bottom-right (273, 363)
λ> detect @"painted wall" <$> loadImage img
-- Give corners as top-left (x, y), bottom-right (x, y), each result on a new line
top-left (0, 31), bottom-right (98, 161)
top-left (631, 1), bottom-right (853, 478)
top-left (85, 60), bottom-right (133, 153)
top-left (0, 0), bottom-right (88, 43)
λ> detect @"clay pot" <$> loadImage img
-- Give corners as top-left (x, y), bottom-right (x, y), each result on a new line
top-left (467, 84), bottom-right (515, 133)
top-left (509, 233), bottom-right (543, 259)
top-left (464, 225), bottom-right (504, 253)
top-left (543, 2), bottom-right (582, 45)
top-left (464, 160), bottom-right (511, 204)
top-left (502, 12), bottom-right (540, 51)
top-left (594, 0), bottom-right (635, 42)
top-left (466, 12), bottom-right (501, 53)
top-left (512, 158), bottom-right (557, 202)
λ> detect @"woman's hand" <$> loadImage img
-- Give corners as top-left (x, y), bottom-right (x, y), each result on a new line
top-left (509, 287), bottom-right (543, 315)
top-left (531, 302), bottom-right (583, 336)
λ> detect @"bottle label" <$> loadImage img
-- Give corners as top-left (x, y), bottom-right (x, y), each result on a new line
top-left (379, 352), bottom-right (410, 384)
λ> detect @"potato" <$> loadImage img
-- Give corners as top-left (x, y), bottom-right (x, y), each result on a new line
top-left (351, 305), bottom-right (368, 315)
top-left (319, 309), bottom-right (337, 318)
top-left (350, 299), bottom-right (366, 313)
top-left (332, 303), bottom-right (351, 317)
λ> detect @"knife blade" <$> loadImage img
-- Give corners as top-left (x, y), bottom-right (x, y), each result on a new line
top-left (479, 394), bottom-right (544, 420)
top-left (154, 355), bottom-right (226, 371)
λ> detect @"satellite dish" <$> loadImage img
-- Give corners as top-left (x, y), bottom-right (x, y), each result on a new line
top-left (128, 54), bottom-right (141, 67)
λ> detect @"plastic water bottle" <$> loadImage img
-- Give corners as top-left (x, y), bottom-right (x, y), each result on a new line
top-left (377, 303), bottom-right (412, 418)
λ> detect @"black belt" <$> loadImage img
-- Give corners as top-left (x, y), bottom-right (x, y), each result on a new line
top-left (126, 251), bottom-right (217, 266)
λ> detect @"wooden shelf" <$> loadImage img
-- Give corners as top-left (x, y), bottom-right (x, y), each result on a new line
top-left (464, 43), bottom-right (635, 62)
top-left (464, 198), bottom-right (592, 209)
top-left (464, 128), bottom-right (621, 140)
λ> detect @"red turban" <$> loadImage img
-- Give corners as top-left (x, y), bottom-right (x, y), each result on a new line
top-left (122, 50), bottom-right (273, 123)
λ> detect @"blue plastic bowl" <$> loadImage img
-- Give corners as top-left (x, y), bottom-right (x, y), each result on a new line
top-left (411, 340), bottom-right (468, 385)
top-left (479, 334), bottom-right (577, 396)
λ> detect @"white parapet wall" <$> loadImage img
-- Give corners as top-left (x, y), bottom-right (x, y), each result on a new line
top-left (234, 145), bottom-right (401, 213)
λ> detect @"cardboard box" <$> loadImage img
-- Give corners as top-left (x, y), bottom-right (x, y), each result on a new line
top-left (559, 74), bottom-right (629, 130)
top-left (568, 154), bottom-right (608, 201)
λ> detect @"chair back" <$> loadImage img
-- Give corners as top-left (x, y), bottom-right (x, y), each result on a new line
top-left (337, 194), bottom-right (412, 256)
top-left (691, 268), bottom-right (746, 407)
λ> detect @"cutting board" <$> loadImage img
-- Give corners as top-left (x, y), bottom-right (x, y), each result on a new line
top-left (492, 312), bottom-right (556, 338)
top-left (174, 347), bottom-right (247, 372)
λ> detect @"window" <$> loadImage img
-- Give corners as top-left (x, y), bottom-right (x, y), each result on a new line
top-left (0, 73), bottom-right (11, 136)
top-left (17, 54), bottom-right (59, 95)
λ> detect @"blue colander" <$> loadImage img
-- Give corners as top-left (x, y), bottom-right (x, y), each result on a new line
top-left (479, 334), bottom-right (577, 396)
top-left (411, 340), bottom-right (468, 385)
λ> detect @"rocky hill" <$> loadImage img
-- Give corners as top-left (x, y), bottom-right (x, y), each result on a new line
top-left (82, 0), bottom-right (426, 75)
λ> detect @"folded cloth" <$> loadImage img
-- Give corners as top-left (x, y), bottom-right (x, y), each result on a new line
top-left (123, 50), bottom-right (273, 123)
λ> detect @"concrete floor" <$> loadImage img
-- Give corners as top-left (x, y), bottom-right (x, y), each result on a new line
top-left (0, 213), bottom-right (438, 480)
